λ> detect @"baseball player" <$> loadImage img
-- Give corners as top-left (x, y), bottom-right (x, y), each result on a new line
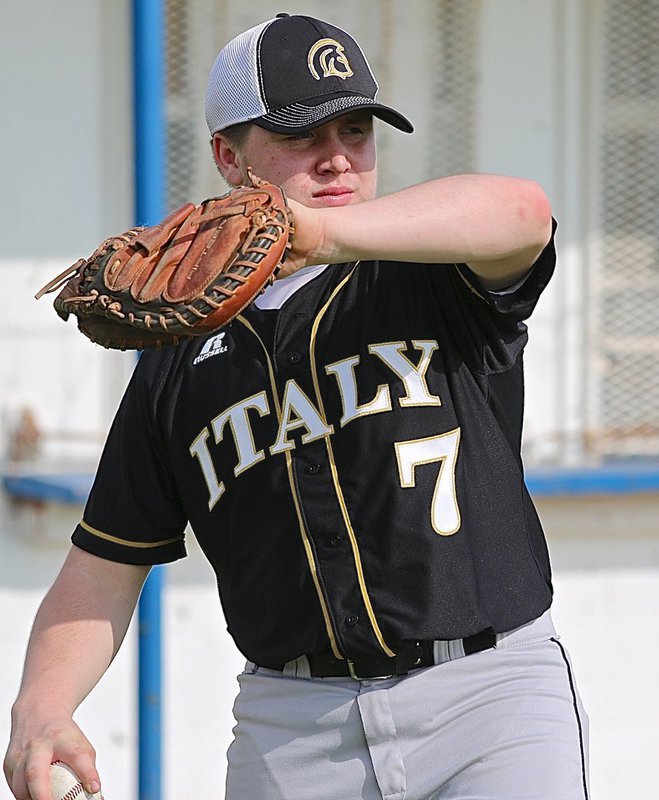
top-left (5, 13), bottom-right (589, 800)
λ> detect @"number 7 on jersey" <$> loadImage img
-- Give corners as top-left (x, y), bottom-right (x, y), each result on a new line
top-left (394, 428), bottom-right (462, 536)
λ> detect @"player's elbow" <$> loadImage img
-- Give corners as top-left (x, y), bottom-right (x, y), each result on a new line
top-left (518, 179), bottom-right (553, 251)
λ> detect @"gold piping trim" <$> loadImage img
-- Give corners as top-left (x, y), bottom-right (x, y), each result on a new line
top-left (456, 265), bottom-right (487, 301)
top-left (308, 266), bottom-right (396, 658)
top-left (79, 520), bottom-right (181, 548)
top-left (237, 315), bottom-right (343, 659)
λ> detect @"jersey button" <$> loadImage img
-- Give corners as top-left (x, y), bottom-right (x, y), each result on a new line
top-left (329, 535), bottom-right (342, 547)
top-left (288, 352), bottom-right (302, 364)
top-left (345, 614), bottom-right (359, 626)
top-left (306, 463), bottom-right (321, 474)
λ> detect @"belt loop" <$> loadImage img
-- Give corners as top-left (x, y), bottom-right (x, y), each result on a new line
top-left (282, 655), bottom-right (311, 678)
top-left (433, 639), bottom-right (451, 665)
top-left (448, 638), bottom-right (466, 660)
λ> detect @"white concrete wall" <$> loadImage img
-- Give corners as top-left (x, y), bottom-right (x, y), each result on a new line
top-left (540, 494), bottom-right (659, 798)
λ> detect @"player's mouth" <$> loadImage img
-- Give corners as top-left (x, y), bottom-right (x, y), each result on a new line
top-left (312, 187), bottom-right (355, 206)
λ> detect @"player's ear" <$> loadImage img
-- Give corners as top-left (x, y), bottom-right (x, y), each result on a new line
top-left (212, 133), bottom-right (244, 187)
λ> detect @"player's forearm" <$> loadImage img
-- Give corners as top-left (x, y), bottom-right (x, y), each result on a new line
top-left (15, 613), bottom-right (118, 719)
top-left (13, 547), bottom-right (148, 715)
top-left (307, 174), bottom-right (552, 285)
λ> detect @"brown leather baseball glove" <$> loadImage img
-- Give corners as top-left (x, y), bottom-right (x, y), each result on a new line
top-left (36, 171), bottom-right (294, 350)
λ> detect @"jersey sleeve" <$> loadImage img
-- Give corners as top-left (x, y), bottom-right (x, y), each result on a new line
top-left (455, 218), bottom-right (557, 322)
top-left (72, 351), bottom-right (188, 565)
top-left (428, 219), bottom-right (557, 377)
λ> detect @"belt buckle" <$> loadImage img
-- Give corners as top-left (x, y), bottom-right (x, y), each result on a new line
top-left (347, 660), bottom-right (394, 681)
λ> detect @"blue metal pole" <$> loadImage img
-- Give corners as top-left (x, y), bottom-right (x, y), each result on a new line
top-left (133, 0), bottom-right (165, 225)
top-left (132, 1), bottom-right (165, 799)
top-left (137, 566), bottom-right (164, 800)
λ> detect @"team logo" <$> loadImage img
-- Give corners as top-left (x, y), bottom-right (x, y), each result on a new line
top-left (307, 38), bottom-right (354, 81)
top-left (193, 332), bottom-right (228, 365)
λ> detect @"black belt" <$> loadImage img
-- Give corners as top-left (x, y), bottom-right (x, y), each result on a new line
top-left (274, 631), bottom-right (496, 680)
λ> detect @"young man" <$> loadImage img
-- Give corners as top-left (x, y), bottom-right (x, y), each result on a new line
top-left (5, 13), bottom-right (589, 800)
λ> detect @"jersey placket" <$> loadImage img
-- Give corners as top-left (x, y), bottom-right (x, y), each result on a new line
top-left (270, 268), bottom-right (396, 661)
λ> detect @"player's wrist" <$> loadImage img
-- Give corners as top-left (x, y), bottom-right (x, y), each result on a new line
top-left (277, 200), bottom-right (331, 276)
top-left (11, 692), bottom-right (76, 724)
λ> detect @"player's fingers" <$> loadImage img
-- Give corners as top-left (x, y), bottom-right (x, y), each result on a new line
top-left (10, 746), bottom-right (52, 800)
top-left (56, 746), bottom-right (102, 797)
top-left (53, 725), bottom-right (101, 795)
top-left (4, 747), bottom-right (32, 800)
top-left (7, 731), bottom-right (100, 800)
top-left (3, 748), bottom-right (15, 784)
top-left (3, 751), bottom-right (18, 796)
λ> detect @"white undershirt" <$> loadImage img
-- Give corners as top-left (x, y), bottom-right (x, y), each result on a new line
top-left (254, 264), bottom-right (329, 310)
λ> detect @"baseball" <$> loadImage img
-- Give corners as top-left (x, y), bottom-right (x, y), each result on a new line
top-left (49, 762), bottom-right (103, 800)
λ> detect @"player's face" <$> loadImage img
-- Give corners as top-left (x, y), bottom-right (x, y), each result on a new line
top-left (232, 112), bottom-right (377, 208)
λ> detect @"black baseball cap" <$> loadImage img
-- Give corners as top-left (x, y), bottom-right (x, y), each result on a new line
top-left (205, 13), bottom-right (413, 136)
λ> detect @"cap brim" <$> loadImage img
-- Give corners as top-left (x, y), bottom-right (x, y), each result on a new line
top-left (254, 94), bottom-right (414, 134)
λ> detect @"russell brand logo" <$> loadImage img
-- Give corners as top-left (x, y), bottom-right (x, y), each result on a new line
top-left (307, 38), bottom-right (354, 80)
top-left (193, 332), bottom-right (228, 365)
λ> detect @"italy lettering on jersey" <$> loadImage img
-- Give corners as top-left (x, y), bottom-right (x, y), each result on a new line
top-left (188, 340), bottom-right (457, 535)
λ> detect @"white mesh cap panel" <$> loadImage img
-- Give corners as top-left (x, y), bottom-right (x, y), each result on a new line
top-left (205, 19), bottom-right (273, 134)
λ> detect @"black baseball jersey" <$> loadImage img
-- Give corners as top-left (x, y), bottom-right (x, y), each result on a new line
top-left (73, 227), bottom-right (556, 667)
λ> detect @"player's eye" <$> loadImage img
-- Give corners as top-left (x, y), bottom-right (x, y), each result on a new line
top-left (285, 131), bottom-right (314, 141)
top-left (341, 118), bottom-right (373, 137)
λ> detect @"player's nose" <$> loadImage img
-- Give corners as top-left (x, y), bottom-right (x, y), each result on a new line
top-left (316, 152), bottom-right (351, 176)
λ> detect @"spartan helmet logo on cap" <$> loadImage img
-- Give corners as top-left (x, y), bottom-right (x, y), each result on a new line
top-left (307, 38), bottom-right (355, 80)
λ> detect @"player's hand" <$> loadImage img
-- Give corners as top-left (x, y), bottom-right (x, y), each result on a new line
top-left (4, 705), bottom-right (101, 800)
top-left (276, 198), bottom-right (327, 278)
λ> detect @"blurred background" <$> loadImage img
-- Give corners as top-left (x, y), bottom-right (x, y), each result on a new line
top-left (1, 0), bottom-right (658, 797)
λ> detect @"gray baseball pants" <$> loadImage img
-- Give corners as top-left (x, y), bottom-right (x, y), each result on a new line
top-left (225, 611), bottom-right (589, 799)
